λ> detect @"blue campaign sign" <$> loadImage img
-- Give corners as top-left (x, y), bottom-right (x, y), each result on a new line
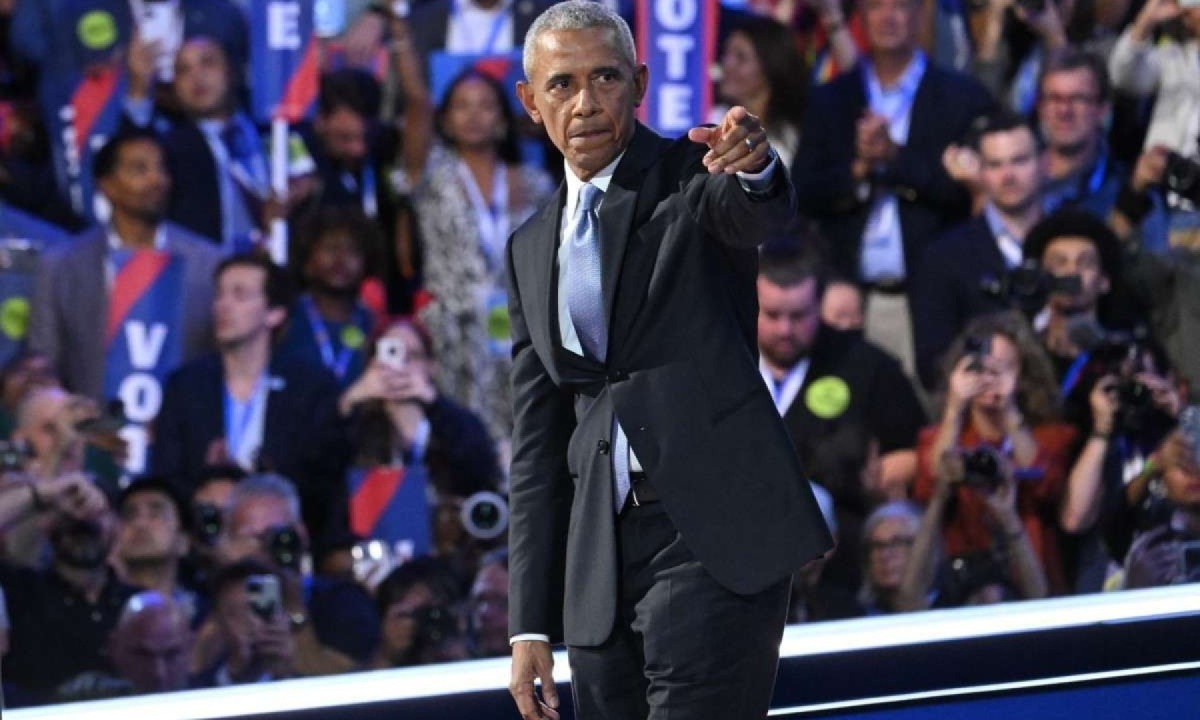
top-left (636, 0), bottom-right (717, 137)
top-left (248, 0), bottom-right (319, 123)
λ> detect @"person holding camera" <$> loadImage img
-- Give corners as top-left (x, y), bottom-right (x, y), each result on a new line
top-left (199, 560), bottom-right (297, 687)
top-left (898, 444), bottom-right (1050, 609)
top-left (0, 491), bottom-right (140, 706)
top-left (1109, 0), bottom-right (1200, 242)
top-left (190, 473), bottom-right (379, 681)
top-left (370, 555), bottom-right (467, 669)
top-left (915, 311), bottom-right (1077, 594)
top-left (914, 111), bottom-right (1045, 390)
top-left (1120, 429), bottom-right (1200, 588)
top-left (339, 320), bottom-right (501, 561)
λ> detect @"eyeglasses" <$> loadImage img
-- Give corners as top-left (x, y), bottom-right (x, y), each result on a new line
top-left (868, 536), bottom-right (915, 552)
top-left (1040, 93), bottom-right (1099, 108)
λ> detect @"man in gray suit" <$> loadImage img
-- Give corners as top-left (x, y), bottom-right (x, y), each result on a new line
top-left (28, 129), bottom-right (221, 402)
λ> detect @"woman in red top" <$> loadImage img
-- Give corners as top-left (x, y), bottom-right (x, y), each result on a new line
top-left (914, 311), bottom-right (1077, 595)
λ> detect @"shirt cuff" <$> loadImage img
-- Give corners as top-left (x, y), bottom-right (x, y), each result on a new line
top-left (736, 148), bottom-right (779, 194)
top-left (510, 633), bottom-right (551, 645)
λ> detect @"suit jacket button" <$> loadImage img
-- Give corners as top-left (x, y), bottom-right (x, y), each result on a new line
top-left (597, 440), bottom-right (610, 454)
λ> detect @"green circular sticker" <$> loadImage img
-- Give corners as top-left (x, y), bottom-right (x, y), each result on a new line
top-left (805, 376), bottom-right (851, 419)
top-left (77, 11), bottom-right (119, 51)
top-left (0, 297), bottom-right (30, 340)
top-left (487, 304), bottom-right (510, 341)
top-left (341, 324), bottom-right (365, 350)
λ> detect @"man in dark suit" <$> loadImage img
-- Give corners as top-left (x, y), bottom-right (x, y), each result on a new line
top-left (792, 0), bottom-right (993, 377)
top-left (756, 243), bottom-right (926, 599)
top-left (911, 112), bottom-right (1045, 390)
top-left (125, 36), bottom-right (270, 251)
top-left (505, 4), bottom-right (832, 719)
top-left (151, 254), bottom-right (350, 562)
top-left (28, 130), bottom-right (220, 401)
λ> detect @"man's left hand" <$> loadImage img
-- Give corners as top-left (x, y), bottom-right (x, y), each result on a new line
top-left (687, 106), bottom-right (771, 176)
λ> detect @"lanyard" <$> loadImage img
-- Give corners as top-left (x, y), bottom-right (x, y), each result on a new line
top-left (301, 294), bottom-right (363, 381)
top-left (452, 0), bottom-right (509, 54)
top-left (224, 376), bottom-right (267, 466)
top-left (455, 159), bottom-right (508, 270)
top-left (341, 166), bottom-right (379, 218)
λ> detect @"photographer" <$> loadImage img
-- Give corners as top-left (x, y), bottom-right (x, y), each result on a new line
top-left (369, 556), bottom-right (466, 668)
top-left (339, 320), bottom-right (501, 559)
top-left (191, 474), bottom-right (379, 680)
top-left (199, 560), bottom-right (296, 687)
top-left (898, 448), bottom-right (1049, 609)
top-left (1110, 146), bottom-right (1200, 398)
top-left (915, 312), bottom-right (1077, 594)
top-left (1121, 430), bottom-right (1200, 588)
top-left (0, 387), bottom-right (120, 567)
top-left (914, 111), bottom-right (1045, 390)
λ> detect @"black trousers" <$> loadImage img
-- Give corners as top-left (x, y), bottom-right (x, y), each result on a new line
top-left (567, 501), bottom-right (791, 720)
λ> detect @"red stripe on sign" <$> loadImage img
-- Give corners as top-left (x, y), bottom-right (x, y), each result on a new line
top-left (106, 252), bottom-right (171, 346)
top-left (72, 67), bottom-right (120, 155)
top-left (277, 36), bottom-right (322, 123)
top-left (350, 466), bottom-right (404, 538)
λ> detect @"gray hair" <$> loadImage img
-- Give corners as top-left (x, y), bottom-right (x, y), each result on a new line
top-left (522, 0), bottom-right (637, 80)
top-left (857, 501), bottom-right (926, 611)
top-left (117, 590), bottom-right (192, 630)
top-left (228, 472), bottom-right (302, 525)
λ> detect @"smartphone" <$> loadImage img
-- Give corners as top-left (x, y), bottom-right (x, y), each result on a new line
top-left (963, 335), bottom-right (991, 373)
top-left (138, 0), bottom-right (182, 81)
top-left (377, 337), bottom-right (407, 371)
top-left (245, 574), bottom-right (281, 621)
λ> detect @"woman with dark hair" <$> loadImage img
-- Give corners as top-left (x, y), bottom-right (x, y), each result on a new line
top-left (393, 14), bottom-right (554, 440)
top-left (717, 15), bottom-right (811, 170)
top-left (912, 311), bottom-right (1077, 594)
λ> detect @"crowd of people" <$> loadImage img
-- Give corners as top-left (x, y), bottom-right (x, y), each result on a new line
top-left (0, 0), bottom-right (1196, 709)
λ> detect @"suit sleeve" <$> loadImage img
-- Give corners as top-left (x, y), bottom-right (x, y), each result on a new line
top-left (693, 152), bottom-right (797, 250)
top-left (505, 237), bottom-right (576, 642)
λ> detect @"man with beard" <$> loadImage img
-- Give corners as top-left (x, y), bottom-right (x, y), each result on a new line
top-left (0, 497), bottom-right (139, 706)
top-left (28, 130), bottom-right (222, 401)
top-left (278, 206), bottom-right (380, 390)
top-left (912, 112), bottom-right (1045, 391)
top-left (757, 243), bottom-right (926, 600)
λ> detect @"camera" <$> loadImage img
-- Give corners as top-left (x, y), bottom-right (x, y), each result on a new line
top-left (980, 260), bottom-right (1082, 313)
top-left (460, 492), bottom-right (509, 541)
top-left (193, 502), bottom-right (223, 546)
top-left (264, 525), bottom-right (303, 570)
top-left (1164, 152), bottom-right (1200, 207)
top-left (0, 439), bottom-right (31, 473)
top-left (961, 446), bottom-right (1006, 492)
top-left (1111, 377), bottom-right (1155, 433)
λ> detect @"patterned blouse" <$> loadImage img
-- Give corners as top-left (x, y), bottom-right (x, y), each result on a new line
top-left (410, 143), bottom-right (554, 440)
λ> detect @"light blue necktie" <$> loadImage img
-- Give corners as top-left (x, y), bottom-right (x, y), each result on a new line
top-left (565, 183), bottom-right (607, 361)
top-left (564, 183), bottom-right (632, 512)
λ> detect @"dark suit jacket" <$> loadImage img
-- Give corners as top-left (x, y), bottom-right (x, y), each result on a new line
top-left (506, 125), bottom-right (833, 647)
top-left (792, 61), bottom-right (994, 283)
top-left (910, 215), bottom-right (1012, 390)
top-left (151, 353), bottom-right (351, 553)
top-left (160, 116), bottom-right (259, 246)
top-left (27, 224), bottom-right (221, 399)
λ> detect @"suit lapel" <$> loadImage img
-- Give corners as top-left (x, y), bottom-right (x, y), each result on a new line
top-left (599, 125), bottom-right (662, 348)
top-left (516, 183), bottom-right (563, 361)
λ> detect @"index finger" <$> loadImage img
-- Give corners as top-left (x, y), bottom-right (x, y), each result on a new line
top-left (511, 681), bottom-right (544, 720)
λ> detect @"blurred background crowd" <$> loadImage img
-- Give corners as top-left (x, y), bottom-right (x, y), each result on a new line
top-left (0, 0), bottom-right (1198, 709)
